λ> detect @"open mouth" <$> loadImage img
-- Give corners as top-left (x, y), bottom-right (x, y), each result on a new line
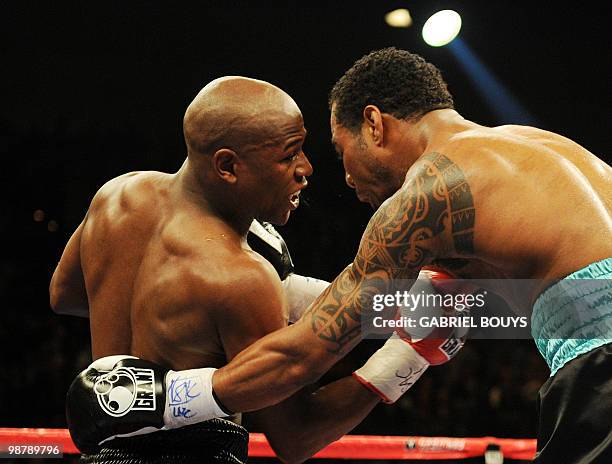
top-left (289, 191), bottom-right (301, 210)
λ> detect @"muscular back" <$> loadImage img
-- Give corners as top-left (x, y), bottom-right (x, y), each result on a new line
top-left (426, 124), bottom-right (612, 307)
top-left (79, 171), bottom-right (284, 369)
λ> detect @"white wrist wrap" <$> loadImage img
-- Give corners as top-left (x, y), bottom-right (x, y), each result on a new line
top-left (282, 273), bottom-right (330, 323)
top-left (353, 333), bottom-right (429, 404)
top-left (163, 368), bottom-right (228, 428)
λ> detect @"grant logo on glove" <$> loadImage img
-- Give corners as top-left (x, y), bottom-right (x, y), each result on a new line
top-left (94, 366), bottom-right (156, 417)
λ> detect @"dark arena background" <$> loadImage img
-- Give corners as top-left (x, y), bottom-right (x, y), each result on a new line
top-left (1, 1), bottom-right (609, 463)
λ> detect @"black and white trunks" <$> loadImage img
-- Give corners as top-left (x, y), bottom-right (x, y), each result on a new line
top-left (80, 418), bottom-right (249, 464)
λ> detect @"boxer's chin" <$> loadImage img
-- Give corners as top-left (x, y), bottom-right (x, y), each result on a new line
top-left (266, 209), bottom-right (291, 226)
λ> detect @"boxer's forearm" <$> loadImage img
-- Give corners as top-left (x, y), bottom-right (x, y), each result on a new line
top-left (263, 376), bottom-right (380, 463)
top-left (213, 320), bottom-right (333, 412)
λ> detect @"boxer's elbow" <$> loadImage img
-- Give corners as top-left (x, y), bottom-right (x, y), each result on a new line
top-left (272, 434), bottom-right (331, 464)
top-left (49, 272), bottom-right (64, 313)
top-left (275, 448), bottom-right (309, 464)
top-left (49, 274), bottom-right (89, 317)
top-left (271, 423), bottom-right (348, 464)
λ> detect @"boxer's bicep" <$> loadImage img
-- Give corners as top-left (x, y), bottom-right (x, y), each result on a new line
top-left (49, 221), bottom-right (89, 317)
top-left (357, 151), bottom-right (476, 272)
top-left (215, 262), bottom-right (287, 362)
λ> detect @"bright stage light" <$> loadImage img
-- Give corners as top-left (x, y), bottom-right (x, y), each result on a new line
top-left (385, 9), bottom-right (413, 28)
top-left (422, 10), bottom-right (462, 47)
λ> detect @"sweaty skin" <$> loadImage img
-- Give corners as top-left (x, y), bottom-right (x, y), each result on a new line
top-left (50, 77), bottom-right (380, 463)
top-left (211, 107), bottom-right (612, 413)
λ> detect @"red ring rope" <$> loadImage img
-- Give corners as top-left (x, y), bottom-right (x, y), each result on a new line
top-left (0, 428), bottom-right (536, 460)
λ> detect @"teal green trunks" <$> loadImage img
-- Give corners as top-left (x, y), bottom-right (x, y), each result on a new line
top-left (531, 258), bottom-right (612, 376)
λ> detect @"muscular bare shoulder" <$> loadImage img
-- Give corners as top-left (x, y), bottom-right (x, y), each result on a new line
top-left (88, 171), bottom-right (168, 216)
top-left (80, 170), bottom-right (172, 296)
top-left (354, 130), bottom-right (541, 278)
top-left (189, 247), bottom-right (282, 307)
top-left (349, 150), bottom-right (476, 297)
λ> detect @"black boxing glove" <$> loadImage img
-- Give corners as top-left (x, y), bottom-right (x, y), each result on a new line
top-left (248, 220), bottom-right (294, 280)
top-left (67, 355), bottom-right (229, 454)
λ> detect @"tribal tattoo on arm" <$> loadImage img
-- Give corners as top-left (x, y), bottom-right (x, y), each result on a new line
top-left (306, 152), bottom-right (475, 354)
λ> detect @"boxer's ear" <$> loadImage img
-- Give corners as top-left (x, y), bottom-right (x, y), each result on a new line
top-left (213, 148), bottom-right (239, 183)
top-left (362, 105), bottom-right (384, 147)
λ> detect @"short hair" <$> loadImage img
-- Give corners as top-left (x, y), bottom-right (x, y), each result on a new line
top-left (329, 47), bottom-right (454, 132)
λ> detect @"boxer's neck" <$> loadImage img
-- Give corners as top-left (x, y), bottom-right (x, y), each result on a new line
top-left (409, 109), bottom-right (481, 161)
top-left (174, 159), bottom-right (252, 237)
